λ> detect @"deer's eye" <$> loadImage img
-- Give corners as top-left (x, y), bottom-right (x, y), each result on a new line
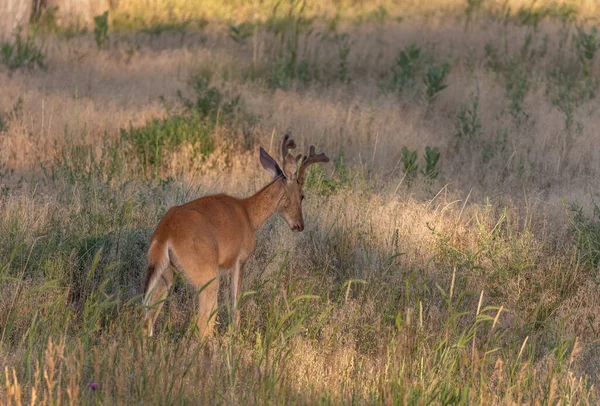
top-left (301, 195), bottom-right (305, 201)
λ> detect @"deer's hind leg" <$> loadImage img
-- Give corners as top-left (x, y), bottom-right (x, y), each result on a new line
top-left (196, 274), bottom-right (219, 340)
top-left (171, 247), bottom-right (220, 341)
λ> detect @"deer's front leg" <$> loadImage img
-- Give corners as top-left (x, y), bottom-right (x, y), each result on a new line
top-left (230, 259), bottom-right (246, 330)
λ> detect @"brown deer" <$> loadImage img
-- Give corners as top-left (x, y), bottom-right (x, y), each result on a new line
top-left (142, 134), bottom-right (329, 338)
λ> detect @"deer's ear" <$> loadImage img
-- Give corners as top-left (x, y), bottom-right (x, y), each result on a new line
top-left (260, 147), bottom-right (284, 179)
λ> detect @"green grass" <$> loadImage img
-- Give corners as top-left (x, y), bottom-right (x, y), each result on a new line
top-left (1, 134), bottom-right (597, 402)
top-left (2, 1), bottom-right (600, 403)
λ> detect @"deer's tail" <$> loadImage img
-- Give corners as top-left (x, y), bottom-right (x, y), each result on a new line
top-left (143, 239), bottom-right (170, 304)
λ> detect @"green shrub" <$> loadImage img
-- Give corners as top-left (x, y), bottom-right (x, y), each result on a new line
top-left (390, 43), bottom-right (422, 92)
top-left (573, 26), bottom-right (599, 77)
top-left (367, 5), bottom-right (388, 24)
top-left (401, 146), bottom-right (418, 181)
top-left (515, 4), bottom-right (548, 29)
top-left (120, 113), bottom-right (214, 178)
top-left (94, 11), bottom-right (109, 49)
top-left (178, 75), bottom-right (241, 123)
top-left (0, 98), bottom-right (22, 134)
top-left (121, 74), bottom-right (249, 178)
top-left (455, 94), bottom-right (481, 139)
top-left (422, 146), bottom-right (440, 179)
top-left (229, 22), bottom-right (254, 44)
top-left (141, 20), bottom-right (193, 37)
top-left (264, 0), bottom-right (315, 89)
top-left (464, 0), bottom-right (485, 29)
top-left (484, 34), bottom-right (544, 125)
top-left (503, 61), bottom-right (530, 124)
top-left (335, 33), bottom-right (351, 83)
top-left (569, 201), bottom-right (600, 269)
top-left (42, 130), bottom-right (126, 186)
top-left (481, 129), bottom-right (508, 164)
top-left (423, 62), bottom-right (451, 101)
top-left (0, 29), bottom-right (46, 71)
top-left (484, 41), bottom-right (502, 72)
top-left (384, 44), bottom-right (451, 101)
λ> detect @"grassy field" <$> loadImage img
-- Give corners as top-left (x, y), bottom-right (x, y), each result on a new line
top-left (2, 0), bottom-right (600, 404)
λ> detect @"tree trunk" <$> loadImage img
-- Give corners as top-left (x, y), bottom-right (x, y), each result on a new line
top-left (43, 0), bottom-right (109, 29)
top-left (0, 0), bottom-right (33, 41)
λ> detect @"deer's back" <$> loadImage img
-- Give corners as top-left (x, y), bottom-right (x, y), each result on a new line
top-left (151, 194), bottom-right (255, 269)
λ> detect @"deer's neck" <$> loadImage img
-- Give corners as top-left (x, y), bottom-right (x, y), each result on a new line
top-left (242, 177), bottom-right (285, 231)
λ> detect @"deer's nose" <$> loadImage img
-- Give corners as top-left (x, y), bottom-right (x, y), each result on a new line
top-left (293, 223), bottom-right (304, 232)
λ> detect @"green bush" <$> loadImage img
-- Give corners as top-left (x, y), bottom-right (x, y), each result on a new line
top-left (384, 44), bottom-right (450, 101)
top-left (573, 26), bottom-right (599, 77)
top-left (0, 29), bottom-right (46, 71)
top-left (455, 95), bottom-right (481, 139)
top-left (569, 201), bottom-right (600, 269)
top-left (229, 22), bottom-right (254, 44)
top-left (401, 146), bottom-right (418, 181)
top-left (121, 74), bottom-right (249, 178)
top-left (335, 33), bottom-right (351, 83)
top-left (503, 61), bottom-right (530, 124)
top-left (484, 33), bottom-right (545, 126)
top-left (390, 43), bottom-right (422, 92)
top-left (424, 62), bottom-right (451, 101)
top-left (0, 98), bottom-right (22, 134)
top-left (422, 146), bottom-right (440, 179)
top-left (263, 0), bottom-right (315, 89)
top-left (94, 11), bottom-right (109, 49)
top-left (120, 113), bottom-right (214, 178)
top-left (179, 75), bottom-right (241, 123)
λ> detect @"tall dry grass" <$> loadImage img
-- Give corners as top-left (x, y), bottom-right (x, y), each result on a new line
top-left (1, 1), bottom-right (600, 404)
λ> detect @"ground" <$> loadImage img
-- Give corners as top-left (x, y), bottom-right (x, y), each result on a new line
top-left (1, 0), bottom-right (600, 404)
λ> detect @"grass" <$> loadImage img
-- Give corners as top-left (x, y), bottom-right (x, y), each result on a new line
top-left (2, 0), bottom-right (600, 404)
top-left (104, 0), bottom-right (600, 29)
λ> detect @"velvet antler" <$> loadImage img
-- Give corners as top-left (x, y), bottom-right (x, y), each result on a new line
top-left (298, 145), bottom-right (329, 184)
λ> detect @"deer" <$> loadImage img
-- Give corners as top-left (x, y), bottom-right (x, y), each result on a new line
top-left (142, 134), bottom-right (329, 339)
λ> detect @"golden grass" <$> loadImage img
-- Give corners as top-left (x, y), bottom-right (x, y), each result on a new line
top-left (107, 0), bottom-right (600, 26)
top-left (2, 2), bottom-right (600, 404)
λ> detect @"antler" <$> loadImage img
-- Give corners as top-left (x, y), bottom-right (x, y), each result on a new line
top-left (299, 145), bottom-right (329, 184)
top-left (281, 133), bottom-right (297, 161)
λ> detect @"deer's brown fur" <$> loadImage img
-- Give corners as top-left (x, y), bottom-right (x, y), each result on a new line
top-left (143, 134), bottom-right (329, 338)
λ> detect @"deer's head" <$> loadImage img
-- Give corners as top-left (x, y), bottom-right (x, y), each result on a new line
top-left (259, 134), bottom-right (329, 232)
